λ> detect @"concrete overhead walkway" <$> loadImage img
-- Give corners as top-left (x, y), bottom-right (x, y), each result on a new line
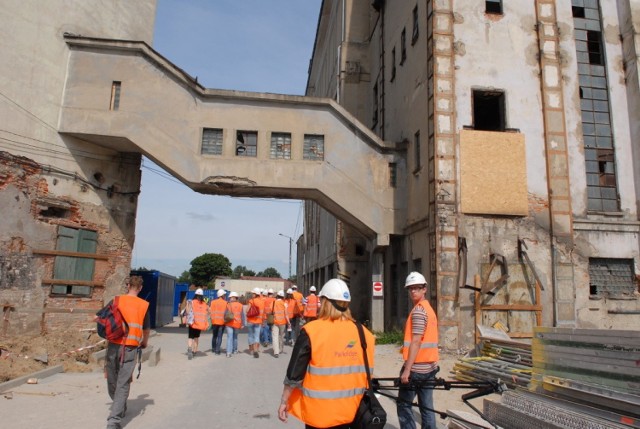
top-left (58, 36), bottom-right (406, 245)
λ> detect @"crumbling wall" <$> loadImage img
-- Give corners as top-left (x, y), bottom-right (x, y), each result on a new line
top-left (0, 151), bottom-right (141, 336)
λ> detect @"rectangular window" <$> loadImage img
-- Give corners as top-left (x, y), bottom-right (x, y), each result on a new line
top-left (414, 130), bottom-right (421, 172)
top-left (270, 132), bottom-right (291, 159)
top-left (400, 28), bottom-right (407, 65)
top-left (303, 134), bottom-right (324, 160)
top-left (473, 90), bottom-right (506, 131)
top-left (389, 162), bottom-right (397, 188)
top-left (52, 226), bottom-right (97, 297)
top-left (201, 128), bottom-right (223, 155)
top-left (486, 0), bottom-right (503, 14)
top-left (589, 258), bottom-right (635, 297)
top-left (573, 3), bottom-right (618, 211)
top-left (109, 81), bottom-right (121, 111)
top-left (586, 31), bottom-right (604, 65)
top-left (236, 130), bottom-right (257, 157)
top-left (372, 83), bottom-right (379, 126)
top-left (391, 48), bottom-right (396, 81)
top-left (412, 5), bottom-right (419, 44)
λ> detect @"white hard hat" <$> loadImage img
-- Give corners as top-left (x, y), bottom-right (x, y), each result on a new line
top-left (277, 290), bottom-right (284, 297)
top-left (229, 291), bottom-right (239, 298)
top-left (292, 285), bottom-right (298, 289)
top-left (405, 272), bottom-right (427, 288)
top-left (252, 287), bottom-right (261, 294)
top-left (261, 289), bottom-right (267, 295)
top-left (319, 279), bottom-right (351, 302)
top-left (309, 286), bottom-right (316, 292)
top-left (286, 288), bottom-right (293, 294)
top-left (195, 288), bottom-right (204, 296)
top-left (217, 289), bottom-right (226, 298)
top-left (268, 288), bottom-right (274, 294)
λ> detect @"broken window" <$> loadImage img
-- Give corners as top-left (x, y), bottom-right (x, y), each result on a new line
top-left (109, 81), bottom-right (121, 111)
top-left (400, 28), bottom-right (407, 65)
top-left (303, 134), bottom-right (324, 160)
top-left (588, 258), bottom-right (635, 297)
top-left (51, 226), bottom-right (96, 297)
top-left (573, 2), bottom-right (618, 211)
top-left (472, 90), bottom-right (505, 131)
top-left (485, 0), bottom-right (503, 15)
top-left (414, 130), bottom-right (421, 172)
top-left (201, 128), bottom-right (223, 155)
top-left (372, 83), bottom-right (379, 126)
top-left (389, 162), bottom-right (397, 188)
top-left (391, 47), bottom-right (396, 82)
top-left (270, 132), bottom-right (291, 159)
top-left (236, 130), bottom-right (257, 157)
top-left (412, 5), bottom-right (419, 44)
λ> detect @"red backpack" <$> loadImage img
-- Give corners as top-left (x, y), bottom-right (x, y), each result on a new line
top-left (96, 296), bottom-right (129, 342)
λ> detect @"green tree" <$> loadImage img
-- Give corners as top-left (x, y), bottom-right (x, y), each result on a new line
top-left (189, 253), bottom-right (232, 286)
top-left (177, 270), bottom-right (191, 283)
top-left (232, 265), bottom-right (256, 279)
top-left (257, 267), bottom-right (281, 278)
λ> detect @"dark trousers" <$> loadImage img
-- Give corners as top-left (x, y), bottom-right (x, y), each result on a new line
top-left (211, 324), bottom-right (225, 354)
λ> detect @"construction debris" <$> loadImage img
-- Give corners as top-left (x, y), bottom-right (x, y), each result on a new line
top-left (462, 327), bottom-right (640, 428)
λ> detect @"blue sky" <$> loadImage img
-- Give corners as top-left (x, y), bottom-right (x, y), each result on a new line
top-left (131, 0), bottom-right (322, 278)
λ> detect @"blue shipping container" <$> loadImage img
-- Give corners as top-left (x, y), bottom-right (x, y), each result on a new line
top-left (130, 270), bottom-right (176, 329)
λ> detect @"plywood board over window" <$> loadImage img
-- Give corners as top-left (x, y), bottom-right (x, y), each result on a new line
top-left (460, 130), bottom-right (528, 216)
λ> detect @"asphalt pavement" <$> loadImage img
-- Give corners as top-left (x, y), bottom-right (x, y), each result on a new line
top-left (0, 321), bottom-right (405, 428)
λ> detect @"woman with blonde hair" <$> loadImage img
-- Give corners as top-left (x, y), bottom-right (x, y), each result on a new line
top-left (278, 279), bottom-right (375, 429)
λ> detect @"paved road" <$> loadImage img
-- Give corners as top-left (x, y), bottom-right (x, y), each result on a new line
top-left (0, 321), bottom-right (403, 428)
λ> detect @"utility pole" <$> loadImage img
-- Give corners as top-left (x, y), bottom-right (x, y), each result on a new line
top-left (278, 233), bottom-right (293, 279)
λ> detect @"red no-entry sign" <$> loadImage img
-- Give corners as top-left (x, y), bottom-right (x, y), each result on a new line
top-left (372, 281), bottom-right (383, 297)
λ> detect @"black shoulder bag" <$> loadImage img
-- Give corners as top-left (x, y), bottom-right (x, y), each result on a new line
top-left (353, 321), bottom-right (387, 428)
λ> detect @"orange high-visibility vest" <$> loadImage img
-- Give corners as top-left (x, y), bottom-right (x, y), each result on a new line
top-left (288, 319), bottom-right (375, 427)
top-left (303, 294), bottom-right (319, 318)
top-left (292, 291), bottom-right (304, 313)
top-left (113, 295), bottom-right (149, 347)
top-left (263, 296), bottom-right (276, 320)
top-left (402, 299), bottom-right (439, 363)
top-left (191, 299), bottom-right (209, 330)
top-left (209, 297), bottom-right (227, 326)
top-left (225, 301), bottom-right (243, 329)
top-left (285, 298), bottom-right (299, 318)
top-left (273, 299), bottom-right (287, 326)
top-left (247, 297), bottom-right (264, 324)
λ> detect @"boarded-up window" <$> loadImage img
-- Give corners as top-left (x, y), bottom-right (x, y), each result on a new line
top-left (236, 130), bottom-right (257, 157)
top-left (589, 258), bottom-right (635, 297)
top-left (303, 134), bottom-right (324, 160)
top-left (202, 128), bottom-right (223, 155)
top-left (270, 132), bottom-right (291, 159)
top-left (460, 130), bottom-right (528, 215)
top-left (110, 81), bottom-right (121, 111)
top-left (52, 226), bottom-right (97, 296)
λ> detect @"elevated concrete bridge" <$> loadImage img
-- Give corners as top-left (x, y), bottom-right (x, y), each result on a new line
top-left (58, 36), bottom-right (406, 246)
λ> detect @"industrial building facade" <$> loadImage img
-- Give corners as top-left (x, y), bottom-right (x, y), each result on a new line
top-left (1, 0), bottom-right (638, 349)
top-left (301, 0), bottom-right (640, 348)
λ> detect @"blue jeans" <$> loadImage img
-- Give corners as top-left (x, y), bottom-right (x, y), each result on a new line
top-left (260, 322), bottom-right (272, 344)
top-left (247, 323), bottom-right (261, 346)
top-left (211, 324), bottom-right (225, 354)
top-left (225, 326), bottom-right (238, 355)
top-left (397, 367), bottom-right (439, 429)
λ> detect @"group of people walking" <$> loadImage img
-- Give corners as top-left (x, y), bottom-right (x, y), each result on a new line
top-left (104, 272), bottom-right (439, 429)
top-left (183, 284), bottom-right (321, 359)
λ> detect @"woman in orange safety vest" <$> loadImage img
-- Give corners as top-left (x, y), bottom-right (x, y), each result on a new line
top-left (209, 289), bottom-right (227, 355)
top-left (188, 288), bottom-right (210, 360)
top-left (278, 279), bottom-right (375, 428)
top-left (247, 287), bottom-right (265, 358)
top-left (224, 292), bottom-right (244, 357)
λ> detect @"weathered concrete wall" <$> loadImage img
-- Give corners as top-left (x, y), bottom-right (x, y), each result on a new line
top-left (0, 1), bottom-right (154, 335)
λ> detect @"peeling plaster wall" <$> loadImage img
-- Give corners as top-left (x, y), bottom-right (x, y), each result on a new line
top-left (0, 1), bottom-right (153, 335)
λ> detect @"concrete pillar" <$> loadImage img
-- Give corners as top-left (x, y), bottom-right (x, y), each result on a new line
top-left (371, 251), bottom-right (384, 332)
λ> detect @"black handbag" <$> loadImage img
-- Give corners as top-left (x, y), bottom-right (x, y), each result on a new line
top-left (352, 322), bottom-right (387, 428)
